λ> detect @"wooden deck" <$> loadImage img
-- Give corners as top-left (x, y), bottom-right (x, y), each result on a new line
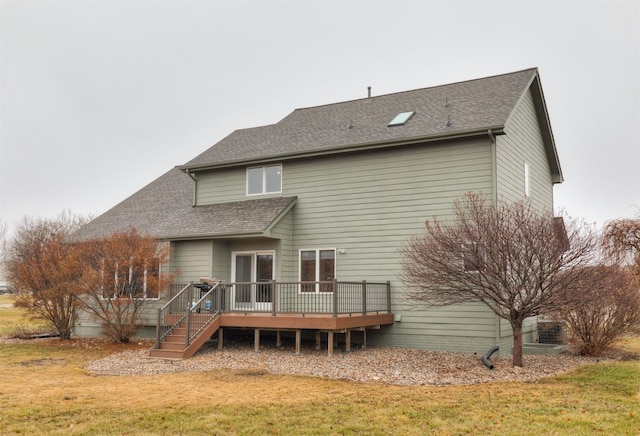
top-left (150, 280), bottom-right (394, 359)
top-left (150, 311), bottom-right (394, 359)
top-left (219, 311), bottom-right (394, 330)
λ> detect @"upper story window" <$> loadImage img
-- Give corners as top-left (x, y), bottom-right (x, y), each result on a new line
top-left (247, 164), bottom-right (282, 195)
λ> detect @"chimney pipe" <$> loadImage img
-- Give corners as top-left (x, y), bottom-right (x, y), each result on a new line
top-left (367, 86), bottom-right (371, 99)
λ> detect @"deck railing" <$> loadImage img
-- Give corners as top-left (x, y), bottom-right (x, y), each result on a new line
top-left (155, 282), bottom-right (223, 348)
top-left (155, 280), bottom-right (391, 351)
top-left (167, 280), bottom-right (391, 316)
top-left (155, 282), bottom-right (190, 348)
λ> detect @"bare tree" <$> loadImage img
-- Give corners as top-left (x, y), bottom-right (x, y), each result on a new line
top-left (5, 212), bottom-right (89, 339)
top-left (0, 219), bottom-right (7, 257)
top-left (602, 216), bottom-right (640, 274)
top-left (546, 264), bottom-right (640, 355)
top-left (400, 193), bottom-right (598, 367)
top-left (76, 230), bottom-right (171, 343)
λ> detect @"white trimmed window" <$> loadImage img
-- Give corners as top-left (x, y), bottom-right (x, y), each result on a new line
top-left (247, 164), bottom-right (282, 195)
top-left (100, 258), bottom-right (161, 300)
top-left (299, 249), bottom-right (336, 293)
top-left (524, 161), bottom-right (530, 197)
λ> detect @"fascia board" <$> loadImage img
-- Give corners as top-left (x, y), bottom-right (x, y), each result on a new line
top-left (165, 231), bottom-right (266, 241)
top-left (179, 127), bottom-right (506, 173)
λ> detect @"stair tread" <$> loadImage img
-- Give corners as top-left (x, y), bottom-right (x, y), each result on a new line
top-left (151, 314), bottom-right (221, 359)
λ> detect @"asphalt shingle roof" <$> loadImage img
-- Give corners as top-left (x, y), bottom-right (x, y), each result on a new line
top-left (68, 167), bottom-right (296, 242)
top-left (182, 68), bottom-right (539, 169)
top-left (71, 68), bottom-right (559, 242)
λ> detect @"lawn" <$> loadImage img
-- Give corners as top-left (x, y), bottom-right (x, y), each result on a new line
top-left (0, 293), bottom-right (52, 337)
top-left (1, 296), bottom-right (639, 435)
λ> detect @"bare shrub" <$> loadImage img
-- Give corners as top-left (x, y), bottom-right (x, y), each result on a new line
top-left (401, 193), bottom-right (598, 367)
top-left (76, 230), bottom-right (172, 343)
top-left (5, 212), bottom-right (88, 339)
top-left (547, 265), bottom-right (640, 356)
top-left (602, 216), bottom-right (640, 275)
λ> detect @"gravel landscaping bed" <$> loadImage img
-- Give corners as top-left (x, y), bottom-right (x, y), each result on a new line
top-left (85, 338), bottom-right (599, 386)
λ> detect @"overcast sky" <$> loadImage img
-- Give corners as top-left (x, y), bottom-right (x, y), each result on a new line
top-left (1, 0), bottom-right (639, 234)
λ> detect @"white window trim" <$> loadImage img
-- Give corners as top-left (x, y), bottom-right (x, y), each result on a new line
top-left (230, 250), bottom-right (276, 283)
top-left (246, 164), bottom-right (282, 196)
top-left (298, 248), bottom-right (336, 294)
top-left (99, 259), bottom-right (161, 300)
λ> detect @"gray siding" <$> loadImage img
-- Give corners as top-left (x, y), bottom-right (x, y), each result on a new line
top-left (367, 304), bottom-right (503, 355)
top-left (195, 168), bottom-right (253, 204)
top-left (194, 138), bottom-right (499, 353)
top-left (494, 90), bottom-right (557, 341)
top-left (73, 298), bottom-right (167, 338)
top-left (163, 127), bottom-right (553, 354)
top-left (497, 89), bottom-right (554, 209)
top-left (269, 210), bottom-right (294, 281)
top-left (212, 240), bottom-right (231, 281)
top-left (286, 140), bottom-right (497, 353)
top-left (170, 240), bottom-right (214, 283)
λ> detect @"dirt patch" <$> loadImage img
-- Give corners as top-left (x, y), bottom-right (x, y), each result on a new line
top-left (20, 358), bottom-right (67, 366)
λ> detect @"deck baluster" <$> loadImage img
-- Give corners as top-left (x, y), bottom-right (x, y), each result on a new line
top-left (271, 280), bottom-right (277, 316)
top-left (332, 279), bottom-right (338, 317)
top-left (362, 280), bottom-right (367, 315)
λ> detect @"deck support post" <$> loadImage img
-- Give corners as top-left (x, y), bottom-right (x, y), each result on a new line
top-left (327, 331), bottom-right (334, 356)
top-left (254, 329), bottom-right (260, 352)
top-left (345, 329), bottom-right (351, 352)
top-left (276, 330), bottom-right (282, 347)
top-left (362, 328), bottom-right (367, 349)
top-left (315, 331), bottom-right (321, 350)
top-left (218, 328), bottom-right (224, 350)
top-left (295, 330), bottom-right (301, 354)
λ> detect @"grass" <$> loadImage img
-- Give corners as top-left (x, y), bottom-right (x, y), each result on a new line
top-left (1, 302), bottom-right (639, 435)
top-left (0, 294), bottom-right (52, 337)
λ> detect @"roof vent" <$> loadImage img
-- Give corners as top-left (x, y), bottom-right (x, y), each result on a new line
top-left (388, 111), bottom-right (415, 127)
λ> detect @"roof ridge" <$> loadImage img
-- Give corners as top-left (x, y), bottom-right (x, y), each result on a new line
top-left (291, 68), bottom-right (539, 113)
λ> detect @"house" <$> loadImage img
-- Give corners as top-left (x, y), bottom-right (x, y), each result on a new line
top-left (0, 261), bottom-right (9, 294)
top-left (70, 68), bottom-right (562, 358)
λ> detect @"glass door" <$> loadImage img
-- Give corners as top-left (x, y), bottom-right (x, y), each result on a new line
top-left (232, 252), bottom-right (274, 311)
top-left (255, 254), bottom-right (273, 311)
top-left (233, 254), bottom-right (253, 310)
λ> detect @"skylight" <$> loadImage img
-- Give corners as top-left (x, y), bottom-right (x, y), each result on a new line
top-left (388, 111), bottom-right (415, 127)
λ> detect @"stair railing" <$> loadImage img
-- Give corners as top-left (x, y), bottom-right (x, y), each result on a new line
top-left (154, 282), bottom-right (192, 349)
top-left (184, 282), bottom-right (222, 347)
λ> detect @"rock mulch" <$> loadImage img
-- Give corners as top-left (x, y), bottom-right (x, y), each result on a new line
top-left (86, 339), bottom-right (598, 386)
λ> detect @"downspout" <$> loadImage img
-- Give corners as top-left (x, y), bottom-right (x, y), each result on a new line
top-left (488, 129), bottom-right (498, 206)
top-left (482, 345), bottom-right (499, 369)
top-left (185, 169), bottom-right (197, 207)
top-left (488, 129), bottom-right (501, 348)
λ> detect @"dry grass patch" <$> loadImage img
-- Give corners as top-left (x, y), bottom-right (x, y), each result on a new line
top-left (0, 294), bottom-right (53, 337)
top-left (2, 298), bottom-right (639, 435)
top-left (0, 337), bottom-right (639, 435)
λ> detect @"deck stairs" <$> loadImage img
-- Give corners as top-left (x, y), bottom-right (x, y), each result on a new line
top-left (149, 313), bottom-right (221, 359)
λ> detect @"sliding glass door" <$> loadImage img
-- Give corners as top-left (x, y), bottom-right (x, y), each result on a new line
top-left (231, 251), bottom-right (274, 311)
